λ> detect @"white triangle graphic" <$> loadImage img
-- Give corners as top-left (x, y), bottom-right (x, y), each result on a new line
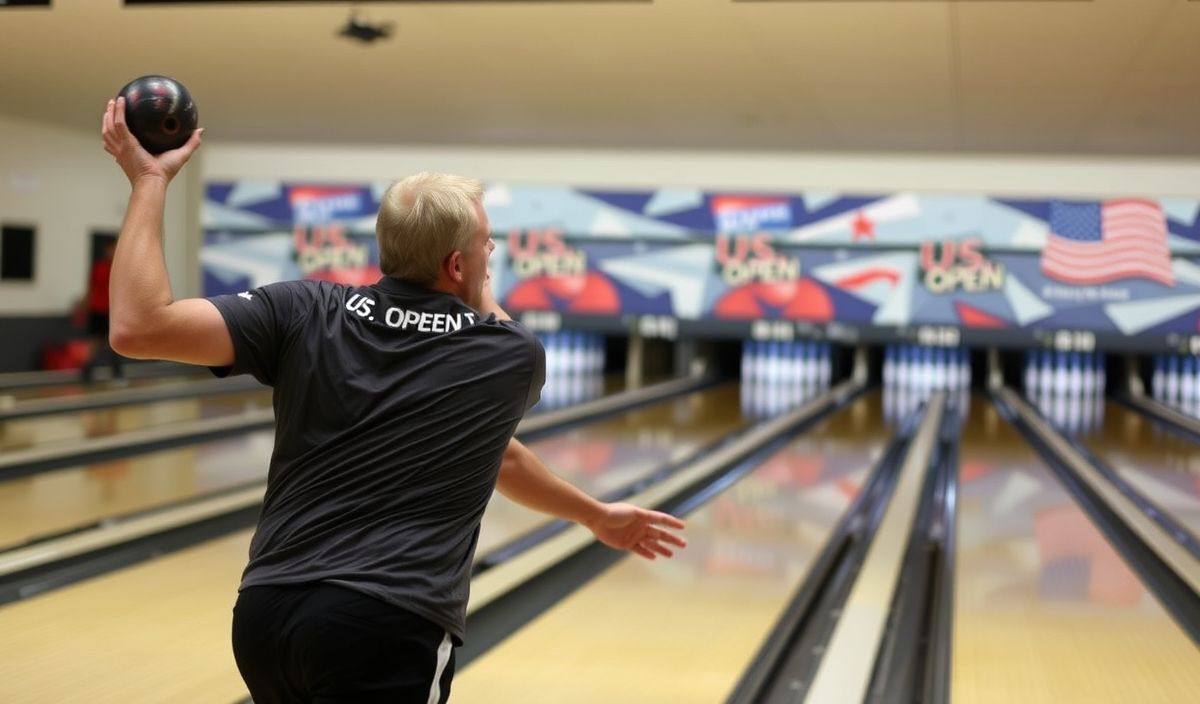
top-left (599, 244), bottom-right (713, 318)
top-left (589, 210), bottom-right (632, 237)
top-left (643, 188), bottom-right (703, 217)
top-left (1004, 275), bottom-right (1054, 325)
top-left (227, 181), bottom-right (283, 208)
top-left (1105, 293), bottom-right (1200, 335)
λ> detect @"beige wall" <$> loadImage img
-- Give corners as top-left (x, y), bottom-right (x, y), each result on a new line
top-left (0, 113), bottom-right (193, 315)
top-left (205, 142), bottom-right (1200, 197)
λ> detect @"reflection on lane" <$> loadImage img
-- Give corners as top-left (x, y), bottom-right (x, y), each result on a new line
top-left (953, 395), bottom-right (1200, 704)
top-left (525, 372), bottom-right (625, 416)
top-left (0, 383), bottom-right (756, 701)
top-left (454, 392), bottom-right (891, 704)
top-left (0, 377), bottom-right (636, 550)
top-left (2, 374), bottom-right (200, 402)
top-left (477, 383), bottom-right (748, 555)
top-left (0, 431), bottom-right (276, 549)
top-left (0, 389), bottom-right (273, 451)
top-left (1078, 401), bottom-right (1200, 540)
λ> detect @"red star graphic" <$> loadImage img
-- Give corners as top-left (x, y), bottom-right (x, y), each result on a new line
top-left (851, 211), bottom-right (875, 241)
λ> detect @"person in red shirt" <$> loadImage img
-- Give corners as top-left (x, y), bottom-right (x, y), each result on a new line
top-left (81, 240), bottom-right (124, 382)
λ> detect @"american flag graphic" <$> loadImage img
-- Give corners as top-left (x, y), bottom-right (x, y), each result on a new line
top-left (1040, 199), bottom-right (1174, 287)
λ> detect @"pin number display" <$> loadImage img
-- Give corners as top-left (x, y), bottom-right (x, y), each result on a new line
top-left (520, 311), bottom-right (562, 332)
top-left (1052, 330), bottom-right (1096, 352)
top-left (638, 315), bottom-right (678, 340)
top-left (916, 325), bottom-right (960, 347)
top-left (750, 320), bottom-right (794, 342)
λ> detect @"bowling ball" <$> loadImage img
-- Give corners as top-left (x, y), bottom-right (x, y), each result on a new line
top-left (115, 75), bottom-right (198, 154)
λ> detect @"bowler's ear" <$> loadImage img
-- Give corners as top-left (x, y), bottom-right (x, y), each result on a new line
top-left (443, 250), bottom-right (465, 284)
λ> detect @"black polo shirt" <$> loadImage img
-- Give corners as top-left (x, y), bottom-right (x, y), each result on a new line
top-left (209, 276), bottom-right (544, 642)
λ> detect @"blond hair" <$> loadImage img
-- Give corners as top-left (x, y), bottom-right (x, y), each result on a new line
top-left (376, 172), bottom-right (484, 284)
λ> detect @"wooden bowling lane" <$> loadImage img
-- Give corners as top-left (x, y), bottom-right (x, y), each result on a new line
top-left (0, 431), bottom-right (275, 549)
top-left (0, 384), bottom-right (754, 701)
top-left (1077, 401), bottom-right (1200, 539)
top-left (0, 382), bottom-right (735, 553)
top-left (0, 530), bottom-right (253, 703)
top-left (0, 387), bottom-right (273, 452)
top-left (452, 392), bottom-right (892, 704)
top-left (476, 382), bottom-right (750, 556)
top-left (952, 395), bottom-right (1200, 703)
top-left (0, 372), bottom-right (202, 403)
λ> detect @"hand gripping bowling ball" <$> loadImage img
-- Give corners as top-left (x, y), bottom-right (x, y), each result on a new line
top-left (115, 75), bottom-right (198, 154)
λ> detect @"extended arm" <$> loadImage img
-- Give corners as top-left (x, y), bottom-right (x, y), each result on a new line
top-left (101, 98), bottom-right (233, 367)
top-left (497, 438), bottom-right (687, 560)
top-left (478, 272), bottom-right (510, 321)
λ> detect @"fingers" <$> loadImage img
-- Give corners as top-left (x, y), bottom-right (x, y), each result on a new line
top-left (170, 126), bottom-right (204, 161)
top-left (641, 538), bottom-right (675, 559)
top-left (101, 98), bottom-right (133, 156)
top-left (647, 510), bottom-right (686, 530)
top-left (655, 528), bottom-right (687, 549)
top-left (113, 96), bottom-right (127, 130)
top-left (629, 526), bottom-right (684, 559)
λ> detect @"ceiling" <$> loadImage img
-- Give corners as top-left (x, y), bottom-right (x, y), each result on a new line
top-left (1, 0), bottom-right (1199, 156)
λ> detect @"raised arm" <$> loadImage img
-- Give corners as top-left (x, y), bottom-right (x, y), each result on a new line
top-left (101, 98), bottom-right (233, 367)
top-left (497, 438), bottom-right (687, 560)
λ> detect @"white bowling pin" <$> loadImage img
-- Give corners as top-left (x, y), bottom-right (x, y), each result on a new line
top-left (1039, 350), bottom-right (1053, 395)
top-left (1152, 355), bottom-right (1165, 401)
top-left (570, 331), bottom-right (588, 372)
top-left (1166, 355), bottom-right (1182, 406)
top-left (1181, 356), bottom-right (1196, 405)
top-left (1052, 351), bottom-right (1068, 397)
top-left (1068, 352), bottom-right (1083, 397)
top-left (919, 346), bottom-right (935, 395)
top-left (819, 343), bottom-right (832, 387)
top-left (742, 340), bottom-right (756, 383)
top-left (932, 347), bottom-right (947, 390)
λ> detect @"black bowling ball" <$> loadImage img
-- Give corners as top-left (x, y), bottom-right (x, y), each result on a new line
top-left (115, 75), bottom-right (198, 155)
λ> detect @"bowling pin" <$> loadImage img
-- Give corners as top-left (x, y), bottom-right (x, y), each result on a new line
top-left (819, 342), bottom-right (832, 387)
top-left (1152, 355), bottom-right (1165, 401)
top-left (1183, 356), bottom-right (1197, 406)
top-left (932, 347), bottom-right (947, 390)
top-left (1166, 355), bottom-right (1181, 407)
top-left (1039, 350), bottom-right (1053, 395)
top-left (1068, 352), bottom-right (1083, 397)
top-left (918, 345), bottom-right (931, 397)
top-left (569, 330), bottom-right (587, 372)
top-left (741, 340), bottom-right (753, 385)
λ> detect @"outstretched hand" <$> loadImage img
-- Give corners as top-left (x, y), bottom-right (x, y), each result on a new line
top-left (101, 97), bottom-right (203, 186)
top-left (587, 503), bottom-right (687, 560)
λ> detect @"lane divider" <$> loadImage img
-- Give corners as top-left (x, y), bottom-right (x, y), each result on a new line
top-left (804, 392), bottom-right (945, 704)
top-left (999, 387), bottom-right (1200, 595)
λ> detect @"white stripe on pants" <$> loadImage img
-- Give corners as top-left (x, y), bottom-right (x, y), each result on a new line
top-left (426, 632), bottom-right (453, 704)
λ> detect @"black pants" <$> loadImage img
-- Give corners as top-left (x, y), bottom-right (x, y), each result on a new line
top-left (232, 584), bottom-right (455, 704)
